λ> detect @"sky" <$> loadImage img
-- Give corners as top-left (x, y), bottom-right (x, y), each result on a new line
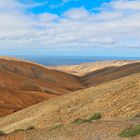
top-left (0, 0), bottom-right (140, 57)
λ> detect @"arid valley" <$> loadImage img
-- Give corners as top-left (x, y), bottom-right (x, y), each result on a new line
top-left (1, 0), bottom-right (140, 139)
top-left (0, 57), bottom-right (139, 140)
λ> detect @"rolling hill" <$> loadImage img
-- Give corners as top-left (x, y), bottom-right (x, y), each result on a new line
top-left (0, 57), bottom-right (84, 116)
top-left (81, 62), bottom-right (140, 87)
top-left (0, 58), bottom-right (140, 139)
top-left (0, 72), bottom-right (139, 139)
top-left (0, 57), bottom-right (140, 117)
top-left (48, 60), bottom-right (139, 76)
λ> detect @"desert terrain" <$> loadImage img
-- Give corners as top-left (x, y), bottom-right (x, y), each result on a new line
top-left (0, 57), bottom-right (84, 116)
top-left (0, 57), bottom-right (139, 140)
top-left (48, 60), bottom-right (140, 76)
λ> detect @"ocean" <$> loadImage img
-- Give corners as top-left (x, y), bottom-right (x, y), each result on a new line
top-left (13, 55), bottom-right (140, 66)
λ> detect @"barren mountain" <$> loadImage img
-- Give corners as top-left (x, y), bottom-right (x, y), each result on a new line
top-left (0, 57), bottom-right (140, 117)
top-left (81, 62), bottom-right (140, 87)
top-left (0, 57), bottom-right (140, 139)
top-left (0, 57), bottom-right (84, 116)
top-left (0, 72), bottom-right (139, 139)
top-left (48, 60), bottom-right (139, 76)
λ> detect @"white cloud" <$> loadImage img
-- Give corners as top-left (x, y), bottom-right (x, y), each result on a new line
top-left (111, 0), bottom-right (140, 11)
top-left (63, 8), bottom-right (90, 19)
top-left (0, 0), bottom-right (140, 51)
top-left (38, 13), bottom-right (59, 22)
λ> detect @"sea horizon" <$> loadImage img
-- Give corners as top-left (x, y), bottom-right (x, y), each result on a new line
top-left (6, 55), bottom-right (140, 66)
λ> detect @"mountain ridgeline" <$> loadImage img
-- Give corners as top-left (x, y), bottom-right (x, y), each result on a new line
top-left (0, 57), bottom-right (84, 116)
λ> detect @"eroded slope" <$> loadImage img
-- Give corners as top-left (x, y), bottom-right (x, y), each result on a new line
top-left (0, 72), bottom-right (139, 133)
top-left (0, 57), bottom-right (84, 116)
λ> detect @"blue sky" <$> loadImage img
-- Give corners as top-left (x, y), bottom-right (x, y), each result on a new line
top-left (27, 0), bottom-right (111, 15)
top-left (0, 0), bottom-right (140, 57)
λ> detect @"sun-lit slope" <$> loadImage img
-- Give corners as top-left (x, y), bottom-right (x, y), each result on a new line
top-left (0, 57), bottom-right (84, 116)
top-left (48, 60), bottom-right (139, 76)
top-left (1, 118), bottom-right (140, 140)
top-left (26, 118), bottom-right (140, 140)
top-left (81, 62), bottom-right (140, 87)
top-left (0, 72), bottom-right (139, 133)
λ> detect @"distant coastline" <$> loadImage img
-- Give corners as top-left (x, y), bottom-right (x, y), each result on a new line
top-left (9, 55), bottom-right (140, 66)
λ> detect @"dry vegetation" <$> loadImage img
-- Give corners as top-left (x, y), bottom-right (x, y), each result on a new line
top-left (0, 57), bottom-right (140, 139)
top-left (0, 72), bottom-right (139, 139)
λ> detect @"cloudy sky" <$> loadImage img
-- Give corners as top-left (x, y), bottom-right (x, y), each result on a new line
top-left (0, 0), bottom-right (140, 57)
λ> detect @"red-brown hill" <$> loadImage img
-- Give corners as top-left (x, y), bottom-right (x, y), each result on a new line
top-left (0, 57), bottom-right (84, 116)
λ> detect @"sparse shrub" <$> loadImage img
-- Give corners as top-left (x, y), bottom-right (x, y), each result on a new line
top-left (72, 118), bottom-right (90, 125)
top-left (89, 113), bottom-right (101, 121)
top-left (26, 126), bottom-right (35, 130)
top-left (49, 124), bottom-right (63, 131)
top-left (134, 113), bottom-right (140, 118)
top-left (119, 125), bottom-right (140, 138)
top-left (0, 131), bottom-right (5, 136)
top-left (12, 129), bottom-right (25, 133)
top-left (10, 126), bottom-right (35, 134)
top-left (72, 113), bottom-right (102, 125)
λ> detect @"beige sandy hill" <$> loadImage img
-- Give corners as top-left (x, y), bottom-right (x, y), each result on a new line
top-left (1, 57), bottom-right (139, 117)
top-left (81, 62), bottom-right (140, 87)
top-left (0, 58), bottom-right (140, 139)
top-left (1, 118), bottom-right (140, 140)
top-left (48, 60), bottom-right (140, 76)
top-left (0, 72), bottom-right (139, 134)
